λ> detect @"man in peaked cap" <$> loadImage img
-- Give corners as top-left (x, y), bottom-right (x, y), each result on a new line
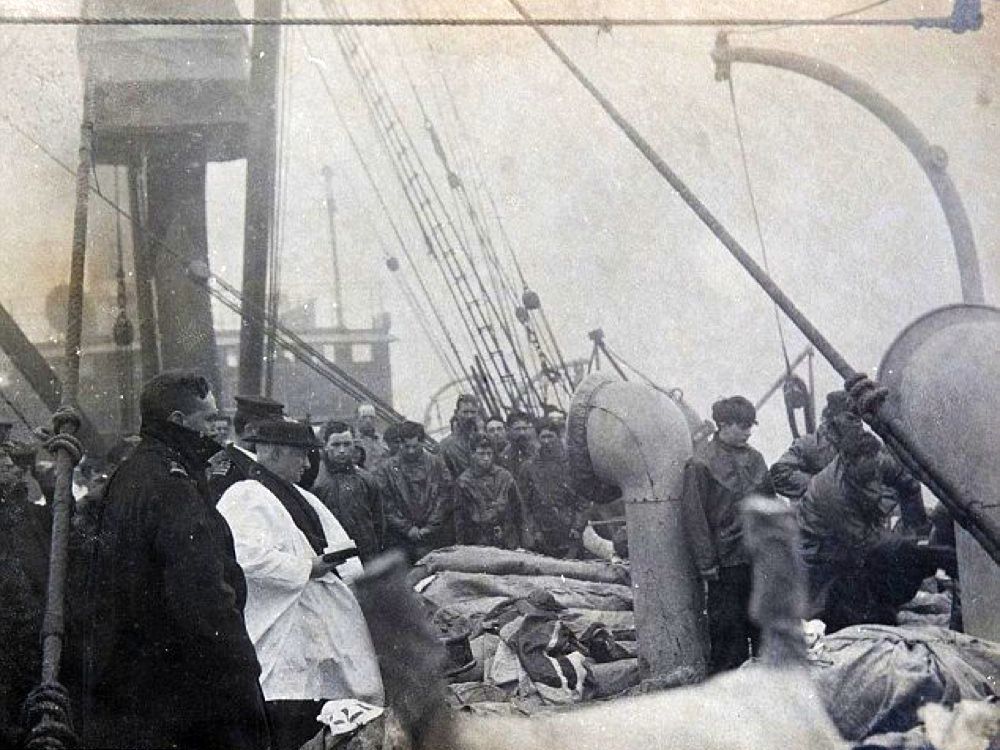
top-left (209, 394), bottom-right (284, 503)
top-left (217, 419), bottom-right (382, 750)
top-left (0, 420), bottom-right (13, 444)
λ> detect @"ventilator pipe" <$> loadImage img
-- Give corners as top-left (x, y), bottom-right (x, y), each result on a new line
top-left (568, 373), bottom-right (705, 685)
top-left (879, 304), bottom-right (1000, 642)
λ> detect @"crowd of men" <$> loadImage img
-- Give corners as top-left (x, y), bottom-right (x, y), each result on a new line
top-left (0, 370), bottom-right (960, 749)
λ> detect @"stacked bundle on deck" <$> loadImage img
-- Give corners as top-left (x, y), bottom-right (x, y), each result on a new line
top-left (410, 546), bottom-right (642, 712)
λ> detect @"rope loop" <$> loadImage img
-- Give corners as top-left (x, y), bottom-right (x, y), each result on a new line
top-left (21, 681), bottom-right (77, 750)
top-left (50, 406), bottom-right (81, 436)
top-left (44, 434), bottom-right (84, 465)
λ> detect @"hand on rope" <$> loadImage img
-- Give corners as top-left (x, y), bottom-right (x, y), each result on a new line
top-left (21, 681), bottom-right (77, 750)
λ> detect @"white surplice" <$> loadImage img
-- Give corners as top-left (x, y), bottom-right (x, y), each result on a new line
top-left (218, 479), bottom-right (384, 704)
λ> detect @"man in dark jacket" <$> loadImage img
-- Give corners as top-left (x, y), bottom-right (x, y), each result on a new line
top-left (518, 418), bottom-right (586, 558)
top-left (82, 371), bottom-right (269, 750)
top-left (312, 420), bottom-right (385, 562)
top-left (437, 394), bottom-right (481, 479)
top-left (680, 396), bottom-right (774, 674)
top-left (797, 431), bottom-right (954, 632)
top-left (770, 390), bottom-right (930, 535)
top-left (374, 421), bottom-right (454, 563)
top-left (0, 443), bottom-right (52, 749)
top-left (455, 435), bottom-right (521, 548)
top-left (499, 410), bottom-right (537, 478)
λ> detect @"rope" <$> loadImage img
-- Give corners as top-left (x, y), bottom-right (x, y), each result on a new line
top-left (324, 3), bottom-right (521, 409)
top-left (0, 384), bottom-right (35, 431)
top-left (506, 0), bottom-right (1000, 564)
top-left (0, 13), bottom-right (962, 29)
top-left (0, 115), bottom-right (410, 427)
top-left (735, 0), bottom-right (898, 37)
top-left (296, 25), bottom-right (468, 382)
top-left (725, 73), bottom-right (793, 375)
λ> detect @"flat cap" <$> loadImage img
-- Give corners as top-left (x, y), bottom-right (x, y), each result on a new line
top-left (246, 419), bottom-right (320, 449)
top-left (233, 394), bottom-right (285, 419)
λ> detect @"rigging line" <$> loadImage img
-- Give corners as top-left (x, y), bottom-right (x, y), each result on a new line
top-left (0, 384), bottom-right (36, 431)
top-left (266, 7), bottom-right (294, 395)
top-left (397, 0), bottom-right (518, 305)
top-left (531, 302), bottom-right (574, 392)
top-left (726, 73), bottom-right (793, 374)
top-left (734, 0), bottom-right (898, 37)
top-left (326, 35), bottom-right (500, 412)
top-left (331, 13), bottom-right (515, 362)
top-left (295, 25), bottom-right (467, 381)
top-left (322, 24), bottom-right (496, 389)
top-left (0, 13), bottom-right (965, 29)
top-left (328, 14), bottom-right (524, 409)
top-left (373, 26), bottom-right (539, 401)
top-left (363, 202), bottom-right (464, 384)
top-left (330, 5), bottom-right (535, 412)
top-left (0, 115), bottom-right (408, 425)
top-left (601, 342), bottom-right (677, 398)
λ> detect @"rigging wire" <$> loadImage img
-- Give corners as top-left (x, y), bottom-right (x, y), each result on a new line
top-left (265, 4), bottom-right (294, 396)
top-left (324, 3), bottom-right (527, 410)
top-left (295, 24), bottom-right (468, 383)
top-left (404, 10), bottom-right (565, 405)
top-left (397, 0), bottom-right (569, 397)
top-left (357, 24), bottom-right (541, 411)
top-left (725, 73), bottom-right (794, 375)
top-left (0, 114), bottom-right (411, 426)
top-left (733, 0), bottom-right (898, 36)
top-left (0, 11), bottom-right (969, 29)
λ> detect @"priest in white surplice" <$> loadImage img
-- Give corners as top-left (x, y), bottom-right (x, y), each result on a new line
top-left (218, 419), bottom-right (383, 750)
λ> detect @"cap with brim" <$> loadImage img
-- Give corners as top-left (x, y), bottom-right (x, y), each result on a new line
top-left (246, 419), bottom-right (320, 449)
top-left (234, 394), bottom-right (285, 420)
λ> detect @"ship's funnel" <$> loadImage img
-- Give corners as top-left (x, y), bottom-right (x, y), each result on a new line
top-left (879, 304), bottom-right (1000, 642)
top-left (568, 373), bottom-right (706, 684)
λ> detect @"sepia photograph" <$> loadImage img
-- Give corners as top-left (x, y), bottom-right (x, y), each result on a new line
top-left (0, 1), bottom-right (997, 748)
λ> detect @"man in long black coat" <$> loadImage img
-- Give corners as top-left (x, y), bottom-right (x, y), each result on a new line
top-left (82, 371), bottom-right (269, 750)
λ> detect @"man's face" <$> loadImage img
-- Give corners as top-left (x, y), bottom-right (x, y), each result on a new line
top-left (262, 444), bottom-right (311, 483)
top-left (472, 445), bottom-right (494, 472)
top-left (456, 401), bottom-right (480, 430)
top-left (717, 421), bottom-right (752, 448)
top-left (400, 437), bottom-right (423, 463)
top-left (324, 430), bottom-right (354, 467)
top-left (210, 418), bottom-right (231, 444)
top-left (385, 435), bottom-right (401, 457)
top-left (179, 392), bottom-right (219, 437)
top-left (485, 420), bottom-right (507, 448)
top-left (510, 419), bottom-right (534, 446)
top-left (0, 453), bottom-right (22, 491)
top-left (538, 429), bottom-right (561, 456)
top-left (357, 413), bottom-right (377, 436)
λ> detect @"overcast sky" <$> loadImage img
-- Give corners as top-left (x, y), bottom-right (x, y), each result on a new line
top-left (0, 0), bottom-right (997, 460)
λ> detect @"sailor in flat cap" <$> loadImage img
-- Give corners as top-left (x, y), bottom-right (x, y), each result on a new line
top-left (209, 394), bottom-right (285, 503)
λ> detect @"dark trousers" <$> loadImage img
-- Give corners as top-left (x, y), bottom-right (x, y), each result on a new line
top-left (707, 564), bottom-right (760, 674)
top-left (266, 700), bottom-right (325, 750)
